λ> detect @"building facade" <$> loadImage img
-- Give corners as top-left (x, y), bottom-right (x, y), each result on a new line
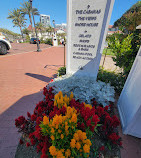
top-left (40, 14), bottom-right (50, 27)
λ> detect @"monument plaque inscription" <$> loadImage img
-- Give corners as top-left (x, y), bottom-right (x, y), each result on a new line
top-left (67, 0), bottom-right (114, 79)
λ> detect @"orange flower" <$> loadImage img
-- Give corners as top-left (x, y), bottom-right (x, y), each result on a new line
top-left (51, 135), bottom-right (55, 141)
top-left (76, 142), bottom-right (81, 150)
top-left (83, 144), bottom-right (90, 153)
top-left (65, 149), bottom-right (71, 157)
top-left (51, 128), bottom-right (55, 133)
top-left (56, 150), bottom-right (63, 158)
top-left (58, 129), bottom-right (62, 133)
top-left (49, 146), bottom-right (57, 156)
top-left (70, 92), bottom-right (73, 100)
top-left (61, 134), bottom-right (64, 139)
top-left (73, 133), bottom-right (79, 141)
top-left (85, 139), bottom-right (92, 146)
top-left (71, 113), bottom-right (77, 123)
top-left (43, 116), bottom-right (49, 125)
top-left (70, 139), bottom-right (76, 148)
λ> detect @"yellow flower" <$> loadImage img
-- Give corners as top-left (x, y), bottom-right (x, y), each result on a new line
top-left (51, 135), bottom-right (55, 141)
top-left (49, 146), bottom-right (57, 156)
top-left (84, 103), bottom-right (92, 109)
top-left (64, 103), bottom-right (67, 108)
top-left (43, 116), bottom-right (49, 125)
top-left (76, 142), bottom-right (81, 150)
top-left (70, 139), bottom-right (76, 148)
top-left (83, 144), bottom-right (90, 153)
top-left (71, 113), bottom-right (77, 123)
top-left (58, 91), bottom-right (63, 98)
top-left (65, 149), bottom-right (71, 157)
top-left (54, 94), bottom-right (58, 100)
top-left (80, 149), bottom-right (82, 152)
top-left (61, 134), bottom-right (64, 139)
top-left (70, 92), bottom-right (73, 100)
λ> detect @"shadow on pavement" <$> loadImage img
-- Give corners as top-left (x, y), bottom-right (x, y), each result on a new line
top-left (25, 73), bottom-right (57, 82)
top-left (0, 91), bottom-right (44, 158)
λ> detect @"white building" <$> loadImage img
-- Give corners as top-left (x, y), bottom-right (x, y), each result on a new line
top-left (40, 14), bottom-right (50, 27)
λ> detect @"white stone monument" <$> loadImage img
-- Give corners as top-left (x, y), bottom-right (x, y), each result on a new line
top-left (66, 0), bottom-right (115, 79)
top-left (118, 47), bottom-right (141, 138)
top-left (53, 32), bottom-right (58, 46)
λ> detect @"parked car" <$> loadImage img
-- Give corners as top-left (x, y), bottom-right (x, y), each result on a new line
top-left (0, 35), bottom-right (11, 55)
top-left (30, 38), bottom-right (40, 44)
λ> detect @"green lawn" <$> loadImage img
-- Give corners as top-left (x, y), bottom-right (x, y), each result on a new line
top-left (102, 48), bottom-right (115, 56)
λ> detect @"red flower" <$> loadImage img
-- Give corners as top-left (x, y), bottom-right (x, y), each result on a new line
top-left (108, 133), bottom-right (120, 141)
top-left (36, 117), bottom-right (42, 125)
top-left (19, 139), bottom-right (24, 144)
top-left (86, 119), bottom-right (91, 127)
top-left (81, 123), bottom-right (85, 129)
top-left (26, 142), bottom-right (30, 147)
top-left (104, 106), bottom-right (109, 111)
top-left (31, 114), bottom-right (36, 121)
top-left (30, 138), bottom-right (36, 145)
top-left (99, 146), bottom-right (105, 151)
top-left (41, 154), bottom-right (48, 158)
top-left (27, 112), bottom-right (31, 117)
top-left (92, 115), bottom-right (99, 125)
top-left (90, 125), bottom-right (95, 132)
top-left (15, 116), bottom-right (26, 127)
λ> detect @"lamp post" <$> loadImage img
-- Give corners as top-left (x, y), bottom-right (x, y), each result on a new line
top-left (52, 20), bottom-right (55, 34)
top-left (29, 0), bottom-right (41, 52)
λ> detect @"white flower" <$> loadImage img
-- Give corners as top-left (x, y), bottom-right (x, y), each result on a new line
top-left (47, 74), bottom-right (115, 106)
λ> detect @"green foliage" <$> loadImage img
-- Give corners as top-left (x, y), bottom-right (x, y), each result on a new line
top-left (40, 37), bottom-right (45, 44)
top-left (102, 48), bottom-right (115, 56)
top-left (45, 38), bottom-right (52, 45)
top-left (114, 1), bottom-right (141, 32)
top-left (26, 35), bottom-right (30, 42)
top-left (97, 67), bottom-right (126, 94)
top-left (0, 28), bottom-right (20, 36)
top-left (108, 33), bottom-right (134, 76)
top-left (22, 28), bottom-right (30, 35)
top-left (58, 67), bottom-right (66, 76)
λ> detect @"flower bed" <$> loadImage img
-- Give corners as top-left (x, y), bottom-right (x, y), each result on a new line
top-left (15, 79), bottom-right (122, 158)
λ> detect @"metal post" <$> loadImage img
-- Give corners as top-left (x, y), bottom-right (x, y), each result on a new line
top-left (29, 0), bottom-right (41, 52)
top-left (64, 43), bottom-right (65, 67)
top-left (102, 47), bottom-right (108, 68)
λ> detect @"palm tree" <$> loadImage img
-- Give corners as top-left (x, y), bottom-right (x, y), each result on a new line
top-left (46, 25), bottom-right (54, 35)
top-left (36, 22), bottom-right (45, 36)
top-left (20, 1), bottom-right (39, 32)
top-left (7, 9), bottom-right (26, 40)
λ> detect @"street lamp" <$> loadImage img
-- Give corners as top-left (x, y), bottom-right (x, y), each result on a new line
top-left (29, 0), bottom-right (41, 52)
top-left (52, 20), bottom-right (55, 34)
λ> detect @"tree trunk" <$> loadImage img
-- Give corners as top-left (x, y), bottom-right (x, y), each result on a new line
top-left (19, 25), bottom-right (24, 41)
top-left (29, 13), bottom-right (33, 33)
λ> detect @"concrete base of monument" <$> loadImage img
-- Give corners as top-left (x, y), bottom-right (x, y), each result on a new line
top-left (118, 103), bottom-right (141, 138)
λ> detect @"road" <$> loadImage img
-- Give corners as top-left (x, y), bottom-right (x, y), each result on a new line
top-left (0, 43), bottom-right (51, 57)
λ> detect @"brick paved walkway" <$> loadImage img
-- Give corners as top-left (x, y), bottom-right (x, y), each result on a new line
top-left (0, 47), bottom-right (140, 158)
top-left (0, 46), bottom-right (64, 158)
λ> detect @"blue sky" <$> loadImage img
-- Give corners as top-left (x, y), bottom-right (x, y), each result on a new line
top-left (0, 0), bottom-right (139, 33)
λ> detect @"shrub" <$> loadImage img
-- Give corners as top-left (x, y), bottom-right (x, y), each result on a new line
top-left (45, 38), bottom-right (52, 45)
top-left (40, 37), bottom-right (45, 44)
top-left (108, 31), bottom-right (141, 77)
top-left (97, 67), bottom-right (126, 94)
top-left (57, 67), bottom-right (66, 76)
